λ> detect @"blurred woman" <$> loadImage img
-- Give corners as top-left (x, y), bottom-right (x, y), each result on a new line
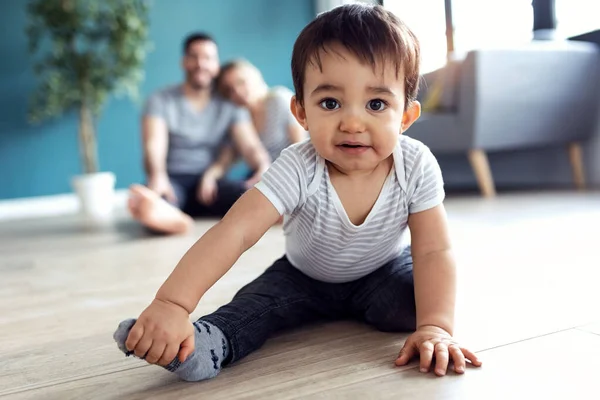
top-left (196, 59), bottom-right (307, 207)
top-left (217, 59), bottom-right (307, 164)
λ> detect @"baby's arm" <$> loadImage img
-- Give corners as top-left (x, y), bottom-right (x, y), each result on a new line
top-left (408, 204), bottom-right (456, 335)
top-left (125, 188), bottom-right (281, 365)
top-left (156, 188), bottom-right (281, 312)
top-left (395, 144), bottom-right (481, 375)
top-left (396, 204), bottom-right (481, 375)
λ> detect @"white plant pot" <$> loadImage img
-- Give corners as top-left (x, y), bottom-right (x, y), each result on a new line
top-left (71, 172), bottom-right (116, 223)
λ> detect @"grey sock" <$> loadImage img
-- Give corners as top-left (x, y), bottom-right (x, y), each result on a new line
top-left (113, 318), bottom-right (230, 382)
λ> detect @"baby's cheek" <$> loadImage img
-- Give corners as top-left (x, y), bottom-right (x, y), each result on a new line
top-left (307, 122), bottom-right (333, 141)
top-left (308, 134), bottom-right (332, 157)
top-left (379, 131), bottom-right (400, 152)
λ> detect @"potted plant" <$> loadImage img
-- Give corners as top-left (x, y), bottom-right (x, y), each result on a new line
top-left (26, 0), bottom-right (151, 223)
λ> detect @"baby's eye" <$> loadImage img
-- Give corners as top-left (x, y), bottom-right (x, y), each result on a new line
top-left (367, 99), bottom-right (387, 111)
top-left (319, 98), bottom-right (340, 110)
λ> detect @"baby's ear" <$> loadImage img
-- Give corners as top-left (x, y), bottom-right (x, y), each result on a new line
top-left (401, 101), bottom-right (421, 133)
top-left (291, 96), bottom-right (309, 131)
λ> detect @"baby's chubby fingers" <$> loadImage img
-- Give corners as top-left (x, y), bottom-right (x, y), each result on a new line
top-left (158, 343), bottom-right (180, 367)
top-left (125, 322), bottom-right (144, 353)
top-left (395, 342), bottom-right (417, 366)
top-left (461, 347), bottom-right (483, 367)
top-left (419, 341), bottom-right (435, 373)
top-left (178, 334), bottom-right (195, 363)
top-left (145, 341), bottom-right (166, 365)
top-left (434, 342), bottom-right (449, 376)
top-left (449, 344), bottom-right (466, 374)
top-left (133, 335), bottom-right (153, 359)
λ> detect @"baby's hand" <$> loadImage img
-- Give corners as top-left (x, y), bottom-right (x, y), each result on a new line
top-left (395, 325), bottom-right (482, 376)
top-left (125, 298), bottom-right (195, 366)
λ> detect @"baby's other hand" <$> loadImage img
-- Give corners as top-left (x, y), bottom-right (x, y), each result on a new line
top-left (125, 298), bottom-right (195, 366)
top-left (395, 325), bottom-right (482, 376)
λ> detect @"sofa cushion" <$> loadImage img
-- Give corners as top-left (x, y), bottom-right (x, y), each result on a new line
top-left (421, 55), bottom-right (464, 113)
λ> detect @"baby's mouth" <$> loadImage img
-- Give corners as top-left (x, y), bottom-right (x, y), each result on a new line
top-left (336, 142), bottom-right (371, 154)
top-left (338, 141), bottom-right (369, 148)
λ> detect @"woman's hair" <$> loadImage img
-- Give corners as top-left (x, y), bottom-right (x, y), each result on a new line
top-left (216, 58), bottom-right (265, 97)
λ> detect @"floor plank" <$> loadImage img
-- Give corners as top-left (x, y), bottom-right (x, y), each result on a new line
top-left (577, 321), bottom-right (600, 336)
top-left (311, 329), bottom-right (600, 400)
top-left (2, 322), bottom-right (414, 399)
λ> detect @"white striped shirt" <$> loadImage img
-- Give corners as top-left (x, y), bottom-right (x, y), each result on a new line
top-left (255, 135), bottom-right (445, 283)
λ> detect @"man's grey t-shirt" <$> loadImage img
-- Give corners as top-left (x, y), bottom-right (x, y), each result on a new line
top-left (144, 85), bottom-right (250, 175)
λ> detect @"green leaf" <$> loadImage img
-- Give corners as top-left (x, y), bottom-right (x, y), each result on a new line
top-left (26, 0), bottom-right (152, 118)
top-left (25, 0), bottom-right (152, 172)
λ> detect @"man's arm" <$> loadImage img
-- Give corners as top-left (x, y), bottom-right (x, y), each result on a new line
top-left (408, 204), bottom-right (456, 335)
top-left (197, 145), bottom-right (235, 205)
top-left (142, 115), bottom-right (169, 179)
top-left (142, 115), bottom-right (177, 201)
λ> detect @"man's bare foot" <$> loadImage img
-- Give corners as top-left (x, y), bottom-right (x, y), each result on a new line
top-left (128, 184), bottom-right (193, 234)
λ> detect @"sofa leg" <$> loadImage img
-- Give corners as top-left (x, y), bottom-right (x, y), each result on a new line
top-left (468, 149), bottom-right (496, 198)
top-left (568, 142), bottom-right (586, 191)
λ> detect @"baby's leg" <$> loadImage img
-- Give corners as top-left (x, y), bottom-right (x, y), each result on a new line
top-left (114, 256), bottom-right (332, 381)
top-left (200, 255), bottom-right (335, 365)
top-left (349, 248), bottom-right (416, 332)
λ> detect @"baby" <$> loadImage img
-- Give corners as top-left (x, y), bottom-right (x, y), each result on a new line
top-left (114, 3), bottom-right (482, 381)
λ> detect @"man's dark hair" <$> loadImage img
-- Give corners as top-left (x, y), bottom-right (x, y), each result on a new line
top-left (182, 32), bottom-right (216, 54)
top-left (291, 4), bottom-right (420, 108)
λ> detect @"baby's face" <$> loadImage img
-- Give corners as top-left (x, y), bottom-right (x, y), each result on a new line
top-left (293, 43), bottom-right (420, 173)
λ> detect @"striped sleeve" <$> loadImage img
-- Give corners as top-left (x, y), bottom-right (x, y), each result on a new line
top-left (254, 147), bottom-right (306, 215)
top-left (406, 146), bottom-right (445, 214)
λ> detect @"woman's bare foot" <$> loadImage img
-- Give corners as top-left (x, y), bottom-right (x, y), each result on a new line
top-left (128, 184), bottom-right (193, 234)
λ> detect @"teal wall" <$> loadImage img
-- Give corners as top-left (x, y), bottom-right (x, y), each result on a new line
top-left (0, 0), bottom-right (314, 200)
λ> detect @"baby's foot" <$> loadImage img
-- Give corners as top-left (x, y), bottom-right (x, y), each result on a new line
top-left (113, 318), bottom-right (230, 382)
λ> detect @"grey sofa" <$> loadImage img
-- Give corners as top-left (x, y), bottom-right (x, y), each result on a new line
top-left (408, 40), bottom-right (600, 197)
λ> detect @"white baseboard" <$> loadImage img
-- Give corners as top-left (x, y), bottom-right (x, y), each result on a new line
top-left (0, 190), bottom-right (129, 221)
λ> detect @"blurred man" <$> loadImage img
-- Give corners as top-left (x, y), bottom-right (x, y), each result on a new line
top-left (128, 32), bottom-right (270, 234)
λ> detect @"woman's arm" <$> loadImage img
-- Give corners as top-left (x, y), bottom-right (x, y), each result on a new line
top-left (230, 121), bottom-right (271, 174)
top-left (204, 145), bottom-right (235, 180)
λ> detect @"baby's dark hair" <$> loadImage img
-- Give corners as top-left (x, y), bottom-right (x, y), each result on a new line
top-left (291, 4), bottom-right (420, 109)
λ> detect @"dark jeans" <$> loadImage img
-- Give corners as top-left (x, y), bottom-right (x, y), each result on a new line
top-left (201, 248), bottom-right (416, 366)
top-left (168, 173), bottom-right (248, 218)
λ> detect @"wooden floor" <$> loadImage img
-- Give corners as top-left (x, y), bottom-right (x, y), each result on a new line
top-left (1, 190), bottom-right (599, 399)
